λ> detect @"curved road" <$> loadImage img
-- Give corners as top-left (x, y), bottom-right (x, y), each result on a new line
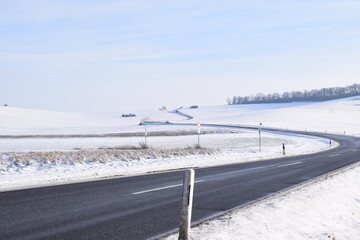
top-left (0, 127), bottom-right (359, 240)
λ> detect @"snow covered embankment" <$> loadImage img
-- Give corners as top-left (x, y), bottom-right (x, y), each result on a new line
top-left (0, 147), bottom-right (216, 191)
top-left (163, 163), bottom-right (360, 240)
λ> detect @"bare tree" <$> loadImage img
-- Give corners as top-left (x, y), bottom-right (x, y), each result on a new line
top-left (227, 83), bottom-right (360, 105)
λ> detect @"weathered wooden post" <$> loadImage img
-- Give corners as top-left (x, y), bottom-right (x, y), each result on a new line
top-left (178, 169), bottom-right (195, 240)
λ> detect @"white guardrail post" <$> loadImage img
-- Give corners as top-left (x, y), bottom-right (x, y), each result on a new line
top-left (197, 122), bottom-right (201, 148)
top-left (178, 169), bottom-right (195, 240)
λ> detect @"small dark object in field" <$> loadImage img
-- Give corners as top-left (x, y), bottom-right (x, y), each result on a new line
top-left (122, 113), bottom-right (136, 118)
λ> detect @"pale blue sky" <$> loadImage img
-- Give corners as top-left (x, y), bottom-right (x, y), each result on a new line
top-left (1, 0), bottom-right (360, 112)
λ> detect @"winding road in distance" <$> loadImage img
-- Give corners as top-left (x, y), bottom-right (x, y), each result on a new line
top-left (1, 126), bottom-right (359, 240)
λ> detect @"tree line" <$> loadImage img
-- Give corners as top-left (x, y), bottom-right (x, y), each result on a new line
top-left (227, 83), bottom-right (360, 105)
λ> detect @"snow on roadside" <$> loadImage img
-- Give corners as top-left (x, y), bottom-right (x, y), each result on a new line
top-left (163, 163), bottom-right (360, 240)
top-left (0, 132), bottom-right (334, 191)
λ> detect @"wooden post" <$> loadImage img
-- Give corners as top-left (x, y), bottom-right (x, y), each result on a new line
top-left (178, 169), bottom-right (195, 240)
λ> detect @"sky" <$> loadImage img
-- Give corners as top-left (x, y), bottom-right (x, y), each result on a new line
top-left (1, 0), bottom-right (360, 113)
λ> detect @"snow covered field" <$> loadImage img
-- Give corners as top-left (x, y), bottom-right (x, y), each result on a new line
top-left (184, 97), bottom-right (360, 136)
top-left (0, 129), bottom-right (324, 152)
top-left (163, 163), bottom-right (360, 240)
top-left (1, 96), bottom-right (360, 136)
top-left (0, 106), bottom-right (182, 135)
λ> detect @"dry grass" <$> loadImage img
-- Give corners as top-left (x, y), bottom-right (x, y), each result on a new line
top-left (0, 147), bottom-right (218, 168)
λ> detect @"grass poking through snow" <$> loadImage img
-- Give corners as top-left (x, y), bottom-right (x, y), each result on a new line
top-left (0, 146), bottom-right (218, 170)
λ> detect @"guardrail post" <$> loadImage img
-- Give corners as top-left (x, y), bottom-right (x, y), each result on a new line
top-left (178, 169), bottom-right (195, 240)
top-left (144, 124), bottom-right (148, 148)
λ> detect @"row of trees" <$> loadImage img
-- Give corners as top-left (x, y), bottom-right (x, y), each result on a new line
top-left (227, 84), bottom-right (360, 105)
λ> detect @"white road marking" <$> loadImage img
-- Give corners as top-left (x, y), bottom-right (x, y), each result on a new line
top-left (133, 180), bottom-right (205, 195)
top-left (353, 149), bottom-right (358, 152)
top-left (329, 154), bottom-right (340, 157)
top-left (278, 162), bottom-right (302, 167)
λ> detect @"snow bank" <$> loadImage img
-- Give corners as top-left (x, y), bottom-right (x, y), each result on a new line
top-left (163, 163), bottom-right (360, 240)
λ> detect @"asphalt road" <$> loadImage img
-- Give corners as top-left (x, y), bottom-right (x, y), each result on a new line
top-left (0, 130), bottom-right (359, 240)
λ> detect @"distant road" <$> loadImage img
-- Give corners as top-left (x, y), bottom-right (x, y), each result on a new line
top-left (1, 127), bottom-right (359, 240)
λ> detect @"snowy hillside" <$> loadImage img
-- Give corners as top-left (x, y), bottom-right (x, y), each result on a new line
top-left (1, 96), bottom-right (359, 136)
top-left (2, 97), bottom-right (354, 152)
top-left (183, 96), bottom-right (360, 136)
top-left (0, 106), bottom-right (183, 135)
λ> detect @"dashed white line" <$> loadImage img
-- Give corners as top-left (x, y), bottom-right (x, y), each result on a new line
top-left (278, 162), bottom-right (302, 167)
top-left (329, 154), bottom-right (340, 157)
top-left (133, 180), bottom-right (205, 195)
